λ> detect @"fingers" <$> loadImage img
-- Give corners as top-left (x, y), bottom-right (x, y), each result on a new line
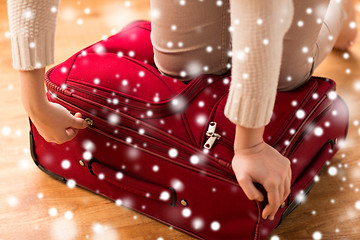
top-left (283, 174), bottom-right (291, 202)
top-left (237, 176), bottom-right (264, 202)
top-left (263, 171), bottom-right (292, 221)
top-left (72, 112), bottom-right (88, 129)
top-left (262, 186), bottom-right (280, 220)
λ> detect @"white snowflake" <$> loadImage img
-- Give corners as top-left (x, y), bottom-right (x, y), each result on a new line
top-left (355, 201), bottom-right (360, 210)
top-left (116, 172), bottom-right (123, 180)
top-left (349, 21), bottom-right (357, 29)
top-left (223, 78), bottom-right (229, 85)
top-left (49, 207), bottom-right (58, 217)
top-left (167, 41), bottom-right (173, 48)
top-left (192, 218), bottom-right (204, 230)
top-left (160, 191), bottom-right (170, 201)
top-left (190, 155), bottom-right (200, 164)
top-left (328, 166), bottom-right (338, 176)
top-left (196, 115), bottom-right (207, 125)
top-left (168, 148), bottom-right (178, 158)
top-left (354, 81), bottom-right (360, 91)
top-left (6, 196), bottom-right (19, 207)
top-left (270, 236), bottom-right (280, 240)
top-left (312, 231), bottom-right (322, 240)
top-left (182, 208), bottom-right (192, 218)
top-left (115, 199), bottom-right (123, 206)
top-left (77, 18), bottom-right (83, 25)
top-left (37, 193), bottom-right (44, 199)
top-left (2, 126), bottom-right (11, 136)
top-left (146, 110), bottom-right (153, 117)
top-left (314, 127), bottom-right (323, 136)
top-left (210, 221), bottom-right (220, 231)
top-left (61, 160), bottom-right (71, 169)
top-left (64, 211), bottom-right (73, 220)
top-left (295, 190), bottom-right (306, 204)
top-left (108, 113), bottom-right (120, 125)
top-left (23, 9), bottom-right (34, 20)
top-left (94, 44), bottom-right (106, 54)
top-left (256, 18), bottom-right (263, 25)
top-left (328, 91), bottom-right (337, 100)
top-left (128, 51), bottom-right (135, 57)
top-left (153, 165), bottom-right (159, 172)
top-left (82, 151), bottom-right (92, 161)
top-left (296, 109), bottom-right (306, 119)
top-left (170, 179), bottom-right (184, 191)
top-left (67, 179), bottom-right (76, 188)
top-left (186, 61), bottom-right (202, 76)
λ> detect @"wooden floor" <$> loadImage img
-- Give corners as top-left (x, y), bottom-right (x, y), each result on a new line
top-left (1, 0), bottom-right (360, 239)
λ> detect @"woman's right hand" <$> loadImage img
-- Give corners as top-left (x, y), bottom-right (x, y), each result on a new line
top-left (29, 101), bottom-right (88, 144)
top-left (19, 68), bottom-right (88, 144)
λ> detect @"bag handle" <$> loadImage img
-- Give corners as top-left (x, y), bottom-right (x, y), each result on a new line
top-left (88, 158), bottom-right (177, 206)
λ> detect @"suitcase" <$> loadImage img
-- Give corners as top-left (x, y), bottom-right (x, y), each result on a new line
top-left (29, 20), bottom-right (349, 240)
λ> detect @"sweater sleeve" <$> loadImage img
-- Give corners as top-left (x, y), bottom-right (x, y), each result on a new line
top-left (7, 0), bottom-right (60, 70)
top-left (224, 0), bottom-right (294, 128)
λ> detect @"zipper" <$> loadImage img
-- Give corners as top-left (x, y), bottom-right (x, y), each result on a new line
top-left (282, 95), bottom-right (329, 156)
top-left (286, 102), bottom-right (331, 156)
top-left (66, 83), bottom-right (150, 111)
top-left (50, 92), bottom-right (236, 182)
top-left (63, 70), bottom-right (230, 113)
top-left (204, 122), bottom-right (222, 150)
top-left (204, 79), bottom-right (329, 155)
top-left (270, 80), bottom-right (318, 148)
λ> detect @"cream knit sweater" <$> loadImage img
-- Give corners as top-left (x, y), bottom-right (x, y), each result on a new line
top-left (7, 0), bottom-right (294, 128)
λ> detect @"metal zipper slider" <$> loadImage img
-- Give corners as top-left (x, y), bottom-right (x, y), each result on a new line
top-left (204, 122), bottom-right (221, 150)
top-left (85, 118), bottom-right (94, 126)
top-left (206, 122), bottom-right (217, 136)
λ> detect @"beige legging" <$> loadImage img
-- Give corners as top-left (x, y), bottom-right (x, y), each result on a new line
top-left (150, 0), bottom-right (346, 91)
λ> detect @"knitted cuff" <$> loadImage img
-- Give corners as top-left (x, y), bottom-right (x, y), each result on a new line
top-left (10, 31), bottom-right (55, 70)
top-left (224, 90), bottom-right (276, 128)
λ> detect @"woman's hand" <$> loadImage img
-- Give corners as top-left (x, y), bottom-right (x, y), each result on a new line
top-left (19, 68), bottom-right (88, 144)
top-left (232, 125), bottom-right (291, 221)
top-left (30, 102), bottom-right (88, 144)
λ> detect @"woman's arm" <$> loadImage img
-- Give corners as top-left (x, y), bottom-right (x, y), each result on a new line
top-left (226, 0), bottom-right (294, 220)
top-left (8, 0), bottom-right (88, 144)
top-left (20, 68), bottom-right (88, 143)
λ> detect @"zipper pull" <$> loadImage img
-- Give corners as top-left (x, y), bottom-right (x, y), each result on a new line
top-left (204, 122), bottom-right (221, 150)
top-left (206, 122), bottom-right (217, 136)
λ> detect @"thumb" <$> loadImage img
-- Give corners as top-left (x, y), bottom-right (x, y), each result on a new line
top-left (72, 113), bottom-right (88, 129)
top-left (238, 177), bottom-right (264, 202)
top-left (65, 127), bottom-right (79, 139)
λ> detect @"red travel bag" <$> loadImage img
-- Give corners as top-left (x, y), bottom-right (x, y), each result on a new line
top-left (29, 20), bottom-right (349, 240)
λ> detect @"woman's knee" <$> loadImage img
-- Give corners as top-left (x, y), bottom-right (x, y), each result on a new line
top-left (277, 70), bottom-right (311, 92)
